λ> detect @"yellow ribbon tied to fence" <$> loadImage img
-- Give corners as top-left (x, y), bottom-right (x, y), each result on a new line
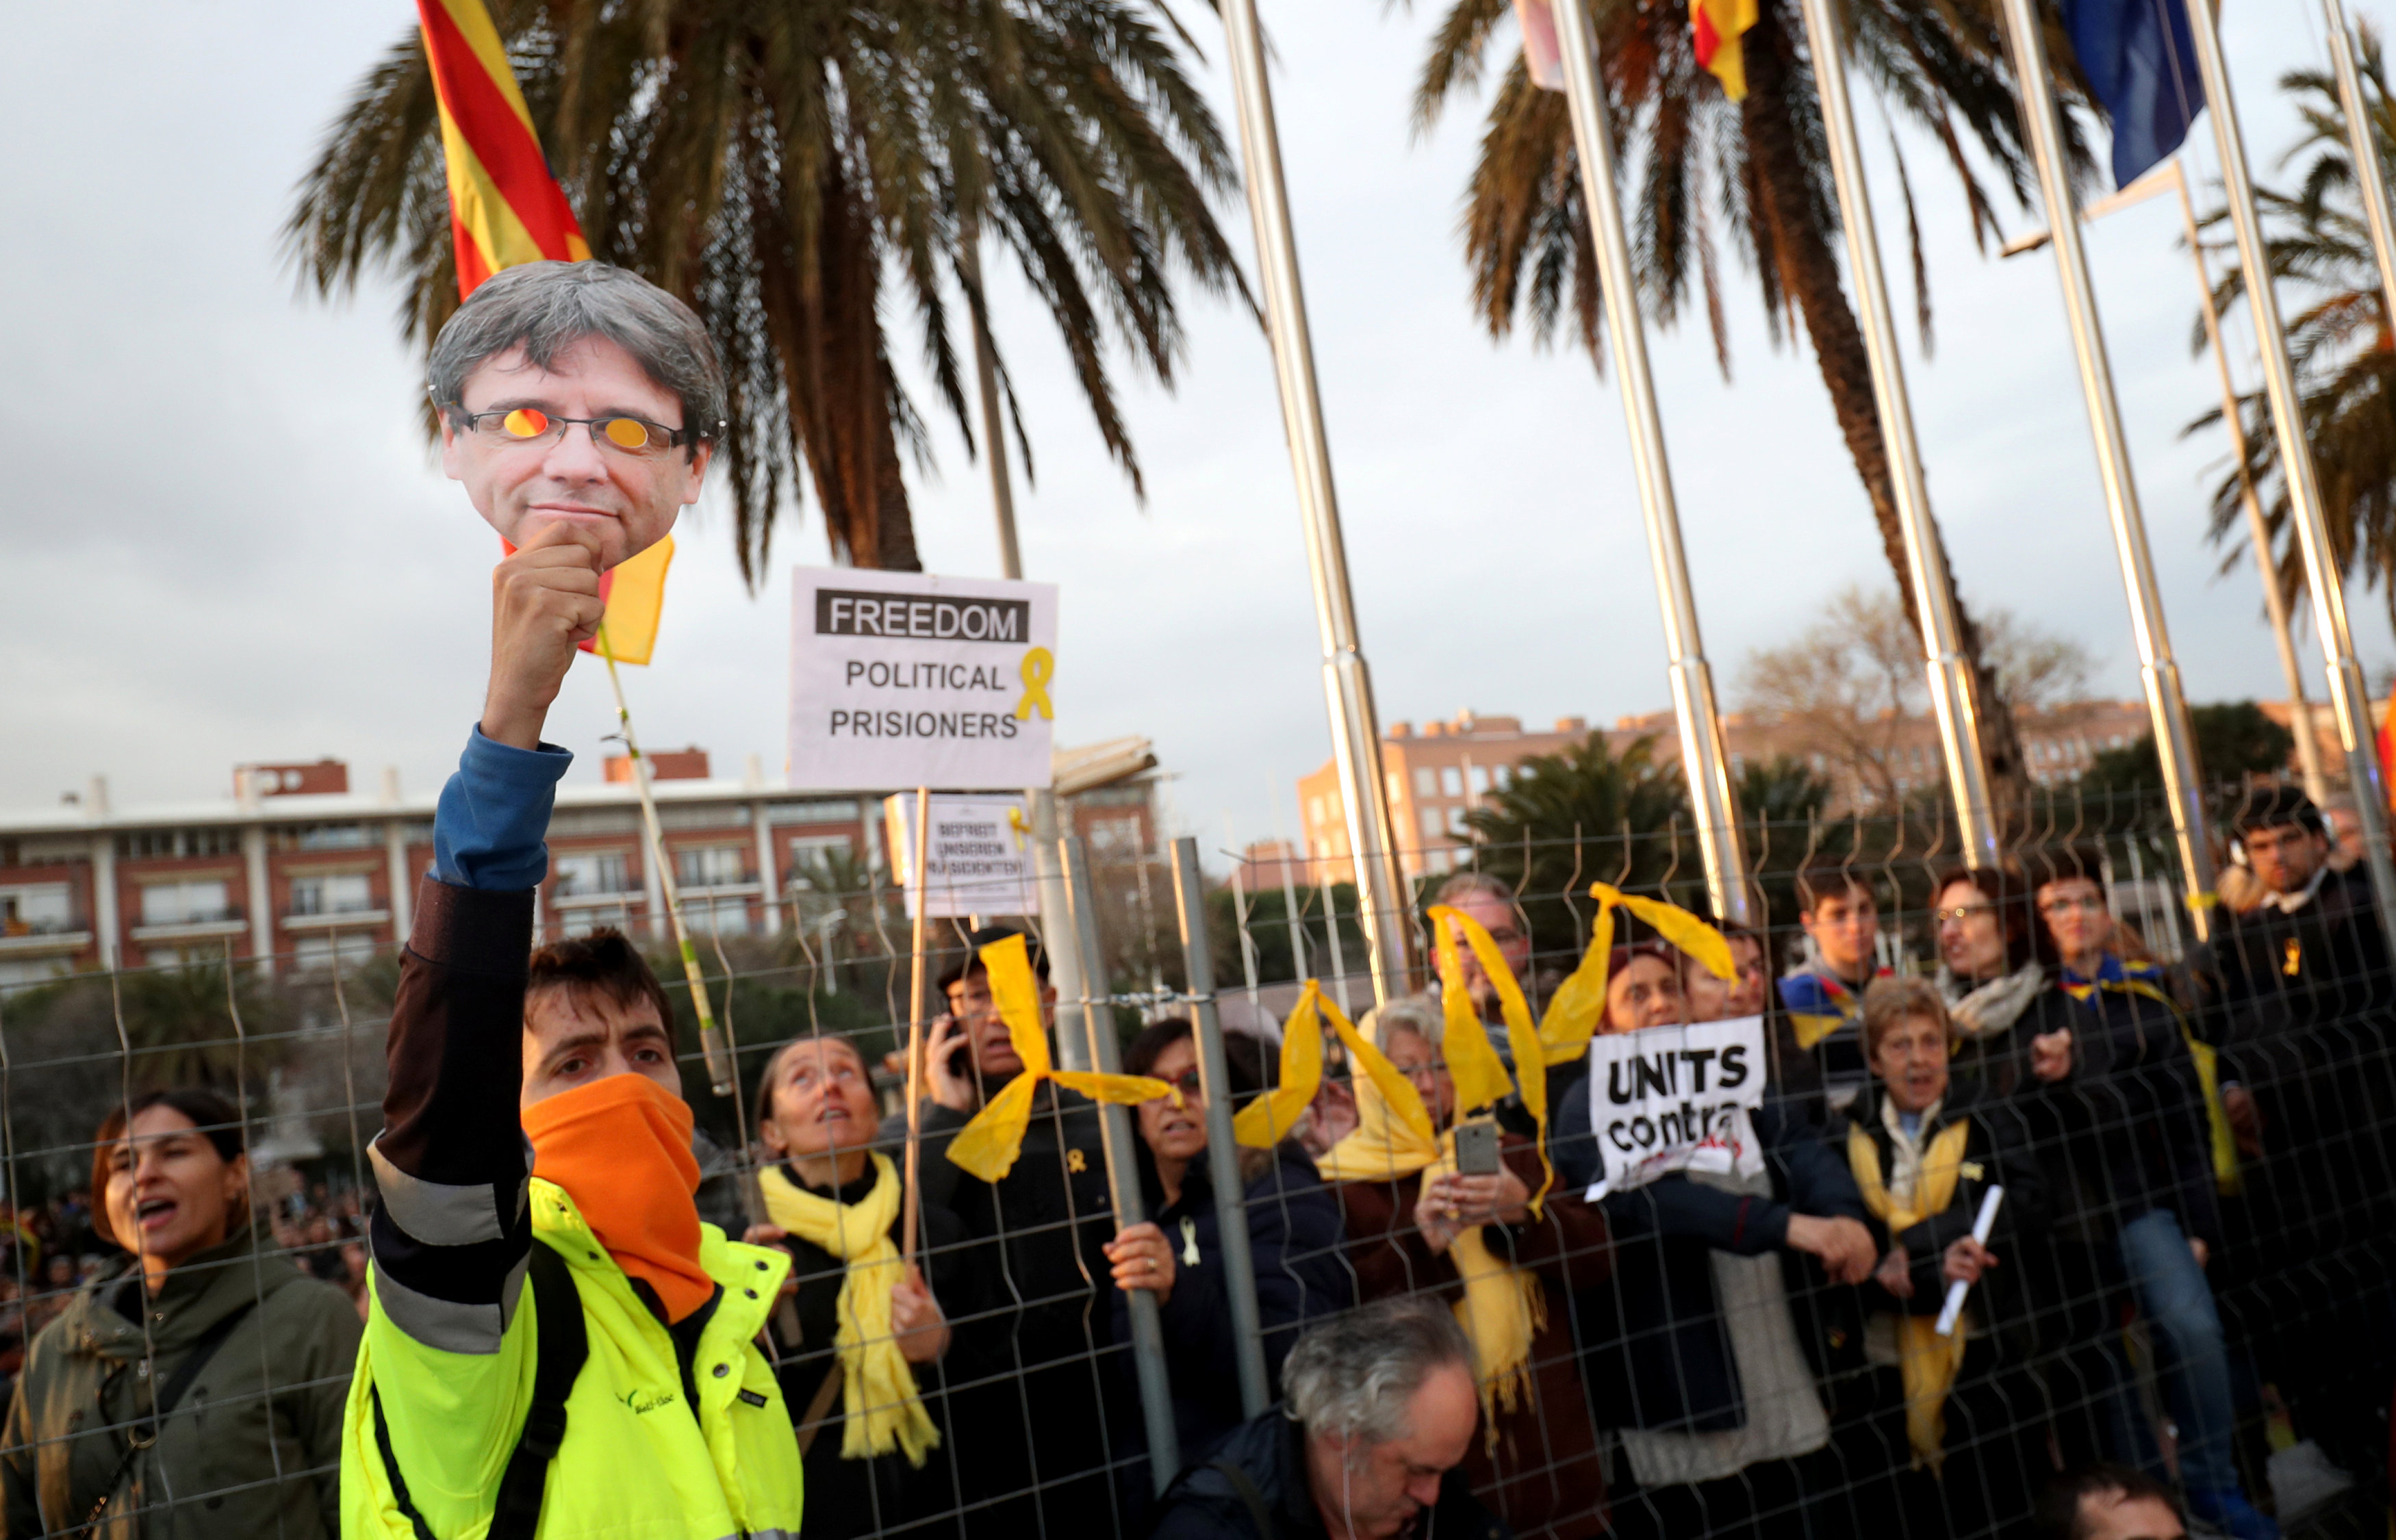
top-left (1233, 981), bottom-right (1433, 1151)
top-left (945, 934), bottom-right (1177, 1182)
top-left (1427, 903), bottom-right (1551, 1211)
top-left (1537, 882), bottom-right (1737, 1064)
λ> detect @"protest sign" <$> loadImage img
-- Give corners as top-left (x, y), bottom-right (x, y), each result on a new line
top-left (883, 793), bottom-right (1038, 919)
top-left (1582, 1016), bottom-right (1768, 1199)
top-left (788, 567), bottom-right (1058, 791)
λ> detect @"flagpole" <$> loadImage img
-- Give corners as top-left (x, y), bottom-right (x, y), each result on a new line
top-left (1986, 0), bottom-right (2218, 935)
top-left (899, 787), bottom-right (933, 1273)
top-left (2180, 0), bottom-right (2396, 943)
top-left (1545, 0), bottom-right (1755, 927)
top-left (2319, 0), bottom-right (2396, 345)
top-left (2167, 165), bottom-right (2331, 803)
top-left (1218, 0), bottom-right (1415, 1003)
top-left (596, 625), bottom-right (736, 1094)
top-left (1783, 0), bottom-right (2001, 871)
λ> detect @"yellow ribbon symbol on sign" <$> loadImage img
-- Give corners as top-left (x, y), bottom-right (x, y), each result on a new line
top-left (1015, 647), bottom-right (1055, 721)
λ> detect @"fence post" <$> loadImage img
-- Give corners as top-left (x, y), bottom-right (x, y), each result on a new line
top-left (1169, 837), bottom-right (1273, 1420)
top-left (1060, 835), bottom-right (1183, 1492)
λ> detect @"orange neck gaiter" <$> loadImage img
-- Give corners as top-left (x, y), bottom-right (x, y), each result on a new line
top-left (523, 1075), bottom-right (715, 1323)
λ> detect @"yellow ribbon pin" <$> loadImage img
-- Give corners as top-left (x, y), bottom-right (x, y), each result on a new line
top-left (1015, 647), bottom-right (1055, 721)
top-left (1536, 882), bottom-right (1735, 1066)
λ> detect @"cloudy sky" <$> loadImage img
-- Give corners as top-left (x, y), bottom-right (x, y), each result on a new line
top-left (3, 1), bottom-right (2384, 864)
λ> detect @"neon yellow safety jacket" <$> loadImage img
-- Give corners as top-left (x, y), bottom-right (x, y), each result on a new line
top-left (341, 1179), bottom-right (804, 1540)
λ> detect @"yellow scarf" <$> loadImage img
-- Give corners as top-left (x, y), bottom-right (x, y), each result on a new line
top-left (1311, 1005), bottom-right (1544, 1446)
top-left (1845, 1114), bottom-right (1974, 1472)
top-left (758, 1155), bottom-right (940, 1467)
top-left (944, 934), bottom-right (1178, 1182)
top-left (1537, 883), bottom-right (1736, 1064)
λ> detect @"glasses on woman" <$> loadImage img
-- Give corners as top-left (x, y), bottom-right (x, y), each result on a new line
top-left (2038, 894), bottom-right (2108, 915)
top-left (1162, 1068), bottom-right (1204, 1096)
top-left (1933, 903), bottom-right (1994, 925)
top-left (455, 405), bottom-right (694, 457)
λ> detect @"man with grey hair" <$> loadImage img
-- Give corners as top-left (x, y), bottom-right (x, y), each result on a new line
top-left (1150, 1297), bottom-right (1504, 1540)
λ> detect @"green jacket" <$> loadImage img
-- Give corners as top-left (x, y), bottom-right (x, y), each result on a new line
top-left (340, 1179), bottom-right (803, 1540)
top-left (0, 1233), bottom-right (361, 1540)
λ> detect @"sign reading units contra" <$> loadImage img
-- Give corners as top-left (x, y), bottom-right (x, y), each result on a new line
top-left (789, 568), bottom-right (1058, 791)
top-left (1581, 1016), bottom-right (1768, 1200)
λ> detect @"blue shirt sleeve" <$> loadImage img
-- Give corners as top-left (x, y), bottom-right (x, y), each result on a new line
top-left (432, 726), bottom-right (573, 891)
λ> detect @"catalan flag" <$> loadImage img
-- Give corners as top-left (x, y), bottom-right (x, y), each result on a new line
top-left (418, 0), bottom-right (590, 296)
top-left (1691, 0), bottom-right (1757, 100)
top-left (422, 0), bottom-right (673, 663)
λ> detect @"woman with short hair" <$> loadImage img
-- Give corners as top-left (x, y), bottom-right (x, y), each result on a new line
top-left (1828, 977), bottom-right (2047, 1540)
top-left (0, 1088), bottom-right (359, 1539)
top-left (1327, 999), bottom-right (1613, 1540)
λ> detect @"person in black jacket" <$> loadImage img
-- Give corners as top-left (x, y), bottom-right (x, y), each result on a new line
top-left (1826, 977), bottom-right (2048, 1540)
top-left (889, 925), bottom-right (1127, 1539)
top-left (1150, 1296), bottom-right (1504, 1540)
top-left (747, 1034), bottom-right (980, 1539)
top-left (1110, 1021), bottom-right (1350, 1485)
top-left (2026, 849), bottom-right (2273, 1540)
top-left (2208, 789), bottom-right (2396, 1480)
top-left (1551, 943), bottom-right (1879, 1540)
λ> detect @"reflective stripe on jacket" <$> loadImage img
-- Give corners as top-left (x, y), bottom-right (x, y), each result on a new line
top-left (340, 1178), bottom-right (803, 1540)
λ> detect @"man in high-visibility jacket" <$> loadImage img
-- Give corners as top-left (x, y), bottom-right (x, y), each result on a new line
top-left (341, 261), bottom-right (806, 1540)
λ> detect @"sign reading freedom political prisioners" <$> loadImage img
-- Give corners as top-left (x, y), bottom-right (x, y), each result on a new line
top-left (788, 567), bottom-right (1058, 791)
top-left (1582, 1016), bottom-right (1768, 1200)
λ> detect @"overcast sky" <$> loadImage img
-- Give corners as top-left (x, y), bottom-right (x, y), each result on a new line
top-left (3, 1), bottom-right (2385, 867)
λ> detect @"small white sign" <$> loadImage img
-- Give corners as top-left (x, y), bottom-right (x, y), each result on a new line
top-left (788, 567), bottom-right (1058, 792)
top-left (1582, 1016), bottom-right (1768, 1200)
top-left (884, 793), bottom-right (1039, 919)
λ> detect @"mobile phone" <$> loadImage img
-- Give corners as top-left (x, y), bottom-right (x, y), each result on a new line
top-left (1453, 1120), bottom-right (1502, 1176)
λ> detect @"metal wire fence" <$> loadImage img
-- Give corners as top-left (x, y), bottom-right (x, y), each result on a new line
top-left (0, 778), bottom-right (2387, 1539)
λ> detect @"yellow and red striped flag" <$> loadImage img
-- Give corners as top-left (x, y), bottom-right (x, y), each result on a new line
top-left (418, 0), bottom-right (590, 295)
top-left (421, 0), bottom-right (674, 663)
top-left (1691, 0), bottom-right (1757, 99)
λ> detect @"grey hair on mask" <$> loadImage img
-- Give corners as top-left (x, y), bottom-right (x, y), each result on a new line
top-left (426, 261), bottom-right (726, 449)
top-left (1283, 1296), bottom-right (1474, 1449)
top-left (1368, 997), bottom-right (1444, 1051)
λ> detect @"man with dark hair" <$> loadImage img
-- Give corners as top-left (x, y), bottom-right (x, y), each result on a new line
top-left (2035, 1465), bottom-right (2187, 1540)
top-left (341, 264), bottom-right (806, 1540)
top-left (1778, 856), bottom-right (1889, 1111)
top-left (889, 924), bottom-right (1123, 1537)
top-left (1150, 1297), bottom-right (1502, 1540)
top-left (2209, 785), bottom-right (2396, 1480)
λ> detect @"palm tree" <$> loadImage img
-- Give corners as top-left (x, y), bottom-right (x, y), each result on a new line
top-left (1410, 0), bottom-right (2097, 799)
top-left (2194, 26), bottom-right (2396, 631)
top-left (288, 0), bottom-right (1245, 574)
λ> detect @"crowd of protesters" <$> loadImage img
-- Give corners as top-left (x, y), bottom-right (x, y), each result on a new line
top-left (7, 257), bottom-right (2390, 1540)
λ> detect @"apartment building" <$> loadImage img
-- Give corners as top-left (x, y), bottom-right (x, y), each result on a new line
top-left (0, 737), bottom-right (1161, 987)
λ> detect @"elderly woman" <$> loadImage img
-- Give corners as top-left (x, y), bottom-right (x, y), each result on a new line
top-left (1325, 998), bottom-right (1611, 1540)
top-left (1, 1089), bottom-right (360, 1540)
top-left (1553, 944), bottom-right (1877, 1540)
top-left (1107, 1021), bottom-right (1349, 1474)
top-left (1828, 977), bottom-right (2045, 1540)
top-left (748, 1034), bottom-right (978, 1540)
top-left (2023, 850), bottom-right (2272, 1540)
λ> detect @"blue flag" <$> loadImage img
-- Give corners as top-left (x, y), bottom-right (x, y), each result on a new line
top-left (2064, 0), bottom-right (2206, 188)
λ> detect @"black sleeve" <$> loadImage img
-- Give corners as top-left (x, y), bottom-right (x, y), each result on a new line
top-left (366, 877), bottom-right (536, 1350)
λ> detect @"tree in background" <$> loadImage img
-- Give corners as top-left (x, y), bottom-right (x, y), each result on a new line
top-left (1455, 733), bottom-right (1691, 965)
top-left (288, 0), bottom-right (1245, 574)
top-left (1410, 0), bottom-right (2095, 799)
top-left (2079, 702), bottom-right (2296, 797)
top-left (2193, 26), bottom-right (2396, 632)
top-left (1737, 585), bottom-right (2094, 807)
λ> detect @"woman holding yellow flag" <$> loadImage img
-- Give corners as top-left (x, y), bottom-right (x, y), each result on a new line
top-left (1826, 977), bottom-right (2046, 1540)
top-left (1323, 998), bottom-right (1614, 1540)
